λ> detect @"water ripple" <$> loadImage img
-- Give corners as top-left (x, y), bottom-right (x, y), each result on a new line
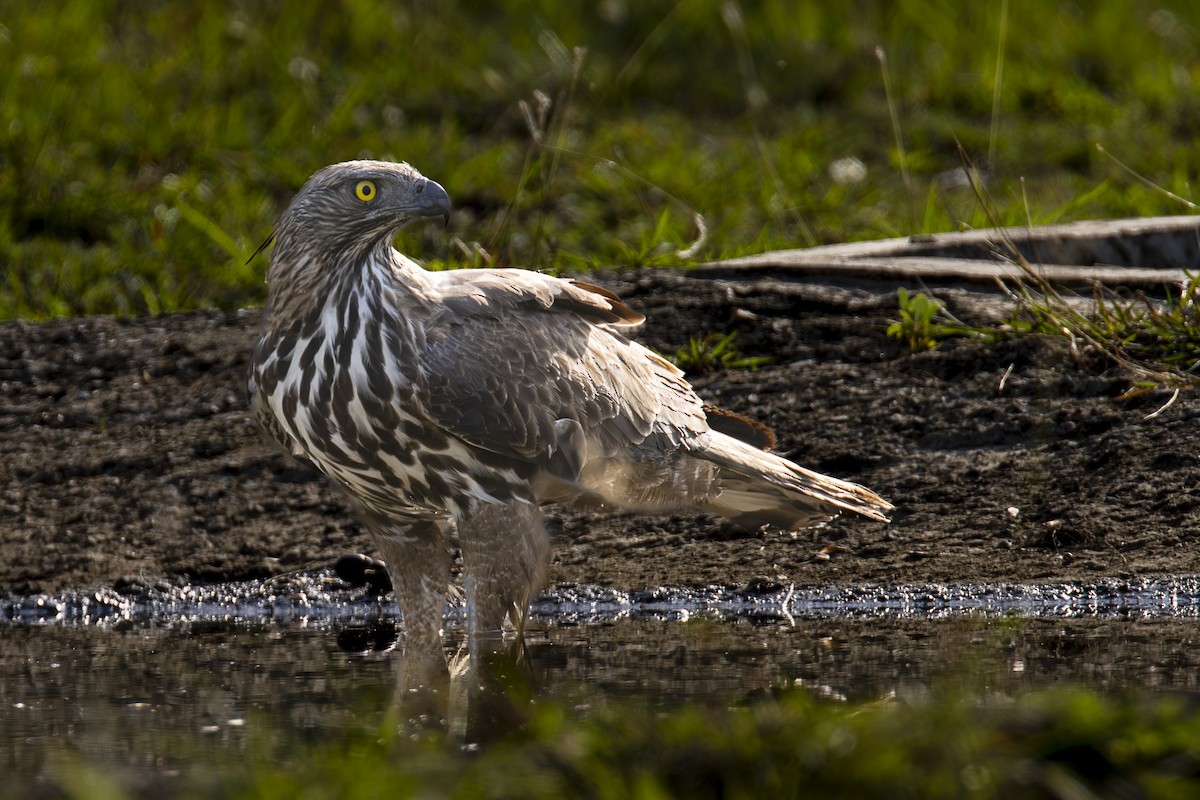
top-left (5, 573), bottom-right (1200, 627)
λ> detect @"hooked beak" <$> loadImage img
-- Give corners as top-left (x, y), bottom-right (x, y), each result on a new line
top-left (416, 178), bottom-right (452, 226)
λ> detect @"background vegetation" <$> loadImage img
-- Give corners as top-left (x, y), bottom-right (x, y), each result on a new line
top-left (3, 0), bottom-right (1200, 318)
top-left (9, 3), bottom-right (1200, 795)
top-left (58, 683), bottom-right (1200, 799)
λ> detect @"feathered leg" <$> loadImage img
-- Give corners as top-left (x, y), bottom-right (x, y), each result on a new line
top-left (447, 501), bottom-right (547, 741)
top-left (371, 518), bottom-right (453, 680)
top-left (457, 501), bottom-right (549, 643)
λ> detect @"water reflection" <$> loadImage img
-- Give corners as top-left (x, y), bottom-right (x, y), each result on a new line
top-left (6, 613), bottom-right (1200, 781)
top-left (7, 581), bottom-right (1200, 791)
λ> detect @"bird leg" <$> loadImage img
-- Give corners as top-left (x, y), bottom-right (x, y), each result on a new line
top-left (457, 501), bottom-right (549, 649)
top-left (451, 500), bottom-right (547, 743)
top-left (371, 519), bottom-right (453, 682)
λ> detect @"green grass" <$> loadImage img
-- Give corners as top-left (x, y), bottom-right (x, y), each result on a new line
top-left (886, 287), bottom-right (968, 352)
top-left (3, 1), bottom-right (1200, 318)
top-left (885, 189), bottom-right (1200, 390)
top-left (670, 331), bottom-right (773, 375)
top-left (998, 272), bottom-right (1200, 392)
top-left (48, 683), bottom-right (1200, 799)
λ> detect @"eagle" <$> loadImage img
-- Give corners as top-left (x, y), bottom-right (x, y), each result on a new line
top-left (248, 160), bottom-right (892, 660)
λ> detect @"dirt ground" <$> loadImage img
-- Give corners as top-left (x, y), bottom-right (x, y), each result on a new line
top-left (4, 268), bottom-right (1200, 598)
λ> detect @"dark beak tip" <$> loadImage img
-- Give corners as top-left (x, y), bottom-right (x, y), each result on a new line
top-left (422, 178), bottom-right (452, 227)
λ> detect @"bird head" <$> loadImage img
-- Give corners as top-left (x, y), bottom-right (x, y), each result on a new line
top-left (279, 160), bottom-right (451, 249)
top-left (263, 161), bottom-right (451, 311)
top-left (261, 158), bottom-right (451, 316)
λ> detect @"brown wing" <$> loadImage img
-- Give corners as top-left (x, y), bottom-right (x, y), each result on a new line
top-left (418, 270), bottom-right (706, 475)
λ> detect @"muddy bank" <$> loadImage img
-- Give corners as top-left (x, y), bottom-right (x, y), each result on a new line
top-left (3, 269), bottom-right (1199, 598)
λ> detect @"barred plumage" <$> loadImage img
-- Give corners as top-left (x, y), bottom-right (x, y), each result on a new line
top-left (249, 159), bottom-right (892, 666)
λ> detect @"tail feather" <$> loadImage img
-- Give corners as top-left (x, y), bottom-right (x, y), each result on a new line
top-left (694, 431), bottom-right (893, 531)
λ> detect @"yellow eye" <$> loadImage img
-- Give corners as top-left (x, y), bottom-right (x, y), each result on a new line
top-left (354, 180), bottom-right (377, 202)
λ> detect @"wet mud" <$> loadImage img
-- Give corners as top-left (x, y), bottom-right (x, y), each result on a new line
top-left (4, 268), bottom-right (1200, 600)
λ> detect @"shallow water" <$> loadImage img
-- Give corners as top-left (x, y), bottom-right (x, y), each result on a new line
top-left (6, 573), bottom-right (1200, 792)
top-left (11, 571), bottom-right (1200, 626)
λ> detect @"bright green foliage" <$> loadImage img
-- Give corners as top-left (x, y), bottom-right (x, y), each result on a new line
top-left (1121, 303), bottom-right (1200, 375)
top-left (670, 331), bottom-right (772, 375)
top-left (885, 288), bottom-right (971, 351)
top-left (1033, 275), bottom-right (1200, 382)
top-left (52, 685), bottom-right (1200, 799)
top-left (3, 1), bottom-right (1200, 318)
top-left (887, 273), bottom-right (1200, 388)
top-left (997, 269), bottom-right (1200, 390)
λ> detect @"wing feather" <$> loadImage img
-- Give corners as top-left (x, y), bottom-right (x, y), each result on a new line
top-left (433, 269), bottom-right (644, 326)
top-left (419, 270), bottom-right (704, 473)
